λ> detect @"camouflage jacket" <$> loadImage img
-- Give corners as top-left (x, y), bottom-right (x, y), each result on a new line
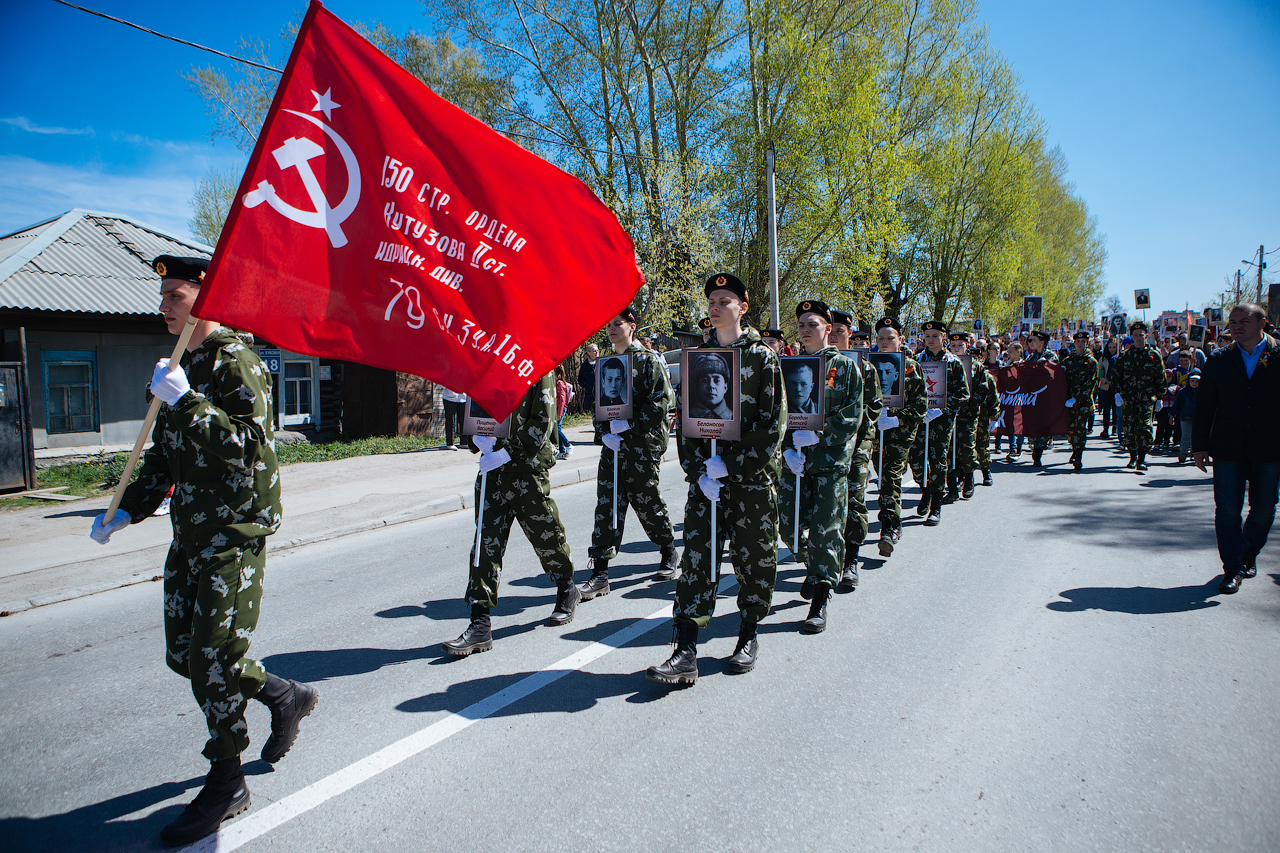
top-left (883, 352), bottom-right (927, 452)
top-left (957, 358), bottom-right (984, 424)
top-left (678, 326), bottom-right (785, 484)
top-left (1062, 350), bottom-right (1099, 406)
top-left (917, 348), bottom-right (970, 420)
top-left (972, 365), bottom-right (1000, 425)
top-left (1112, 345), bottom-right (1167, 403)
top-left (784, 346), bottom-right (863, 471)
top-left (470, 373), bottom-right (556, 471)
top-left (854, 356), bottom-right (884, 451)
top-left (120, 328), bottom-right (281, 547)
top-left (593, 342), bottom-right (673, 462)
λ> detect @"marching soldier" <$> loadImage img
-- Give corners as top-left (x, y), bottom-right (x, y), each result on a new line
top-left (842, 327), bottom-right (882, 587)
top-left (971, 344), bottom-right (1001, 486)
top-left (90, 256), bottom-right (317, 846)
top-left (1023, 330), bottom-right (1057, 467)
top-left (698, 316), bottom-right (714, 344)
top-left (761, 328), bottom-right (787, 355)
top-left (908, 321), bottom-right (969, 525)
top-left (778, 300), bottom-right (863, 633)
top-left (443, 373), bottom-right (579, 656)
top-left (648, 273), bottom-right (785, 685)
top-left (829, 309), bottom-right (854, 351)
top-left (580, 306), bottom-right (680, 599)
top-left (1062, 331), bottom-right (1099, 471)
top-left (944, 332), bottom-right (978, 502)
top-left (1112, 320), bottom-right (1167, 471)
top-left (871, 318), bottom-right (926, 556)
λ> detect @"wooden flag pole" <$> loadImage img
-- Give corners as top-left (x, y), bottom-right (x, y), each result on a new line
top-left (104, 318), bottom-right (198, 520)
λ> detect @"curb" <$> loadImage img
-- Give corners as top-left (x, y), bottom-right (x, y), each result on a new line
top-left (1, 452), bottom-right (679, 617)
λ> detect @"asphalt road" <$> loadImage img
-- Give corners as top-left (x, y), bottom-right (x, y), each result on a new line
top-left (2, 440), bottom-right (1278, 852)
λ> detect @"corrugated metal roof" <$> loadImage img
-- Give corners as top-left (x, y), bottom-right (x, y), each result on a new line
top-left (0, 209), bottom-right (214, 316)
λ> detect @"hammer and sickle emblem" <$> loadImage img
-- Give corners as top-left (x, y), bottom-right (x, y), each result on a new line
top-left (243, 110), bottom-right (361, 248)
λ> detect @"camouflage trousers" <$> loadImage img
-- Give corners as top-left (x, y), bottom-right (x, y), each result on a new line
top-left (1122, 401), bottom-right (1156, 455)
top-left (468, 464), bottom-right (573, 608)
top-left (674, 479), bottom-right (777, 629)
top-left (164, 538), bottom-right (268, 761)
top-left (589, 449), bottom-right (675, 560)
top-left (974, 422), bottom-right (992, 470)
top-left (1068, 405), bottom-right (1094, 450)
top-left (953, 416), bottom-right (979, 475)
top-left (872, 430), bottom-right (915, 527)
top-left (844, 443), bottom-right (873, 548)
top-left (779, 464), bottom-right (849, 587)
top-left (908, 417), bottom-right (955, 492)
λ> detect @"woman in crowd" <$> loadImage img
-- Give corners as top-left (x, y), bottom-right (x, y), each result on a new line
top-left (554, 365), bottom-right (573, 459)
top-left (1096, 337), bottom-right (1121, 444)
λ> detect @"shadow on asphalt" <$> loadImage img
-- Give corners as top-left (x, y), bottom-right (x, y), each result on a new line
top-left (1046, 579), bottom-right (1223, 614)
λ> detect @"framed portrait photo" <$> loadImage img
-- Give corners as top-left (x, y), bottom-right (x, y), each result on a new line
top-left (866, 351), bottom-right (906, 409)
top-left (1134, 288), bottom-right (1151, 310)
top-left (958, 353), bottom-right (974, 391)
top-left (921, 360), bottom-right (948, 410)
top-left (463, 397), bottom-right (511, 438)
top-left (594, 353), bottom-right (634, 421)
top-left (1022, 295), bottom-right (1043, 325)
top-left (1187, 324), bottom-right (1206, 347)
top-left (681, 347), bottom-right (742, 440)
top-left (782, 354), bottom-right (826, 431)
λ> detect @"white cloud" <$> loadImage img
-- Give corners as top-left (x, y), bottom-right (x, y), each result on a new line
top-left (2, 116), bottom-right (95, 137)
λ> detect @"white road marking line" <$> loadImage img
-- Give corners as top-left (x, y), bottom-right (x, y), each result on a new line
top-left (186, 573), bottom-right (736, 853)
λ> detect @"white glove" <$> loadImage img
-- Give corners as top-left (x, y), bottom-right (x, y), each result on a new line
top-left (609, 419), bottom-right (630, 434)
top-left (1064, 397), bottom-right (1075, 408)
top-left (1115, 393), bottom-right (1124, 407)
top-left (877, 412), bottom-right (899, 431)
top-left (1155, 400), bottom-right (1163, 412)
top-left (792, 430), bottom-right (819, 448)
top-left (602, 433), bottom-right (622, 452)
top-left (924, 408), bottom-right (942, 423)
top-left (698, 473), bottom-right (722, 501)
top-left (473, 435), bottom-right (496, 454)
top-left (478, 447), bottom-right (510, 474)
top-left (150, 360), bottom-right (190, 405)
top-left (705, 455), bottom-right (728, 481)
top-left (783, 448), bottom-right (805, 476)
top-left (90, 509), bottom-right (131, 544)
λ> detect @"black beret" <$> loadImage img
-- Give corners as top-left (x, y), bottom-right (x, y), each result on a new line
top-left (152, 254), bottom-right (208, 284)
top-left (617, 305), bottom-right (637, 323)
top-left (922, 320), bottom-right (948, 334)
top-left (1030, 329), bottom-right (1051, 342)
top-left (697, 317), bottom-right (713, 330)
top-left (831, 309), bottom-right (854, 328)
top-left (795, 300), bottom-right (831, 323)
top-left (875, 317), bottom-right (902, 333)
top-left (1073, 331), bottom-right (1089, 340)
top-left (948, 332), bottom-right (969, 342)
top-left (761, 329), bottom-right (785, 341)
top-left (849, 330), bottom-right (871, 342)
top-left (704, 272), bottom-right (748, 301)
top-left (1129, 320), bottom-right (1149, 331)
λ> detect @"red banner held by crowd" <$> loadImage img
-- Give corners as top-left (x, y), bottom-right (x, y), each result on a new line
top-left (194, 1), bottom-right (644, 420)
top-left (990, 361), bottom-right (1069, 437)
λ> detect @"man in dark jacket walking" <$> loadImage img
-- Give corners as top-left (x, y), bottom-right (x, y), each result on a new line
top-left (1192, 304), bottom-right (1280, 594)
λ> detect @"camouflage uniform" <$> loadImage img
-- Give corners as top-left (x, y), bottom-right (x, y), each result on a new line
top-left (871, 353), bottom-right (926, 530)
top-left (844, 357), bottom-right (883, 549)
top-left (952, 360), bottom-right (980, 477)
top-left (1112, 344), bottom-right (1167, 459)
top-left (908, 350), bottom-right (970, 492)
top-left (467, 373), bottom-right (574, 607)
top-left (970, 365), bottom-right (1000, 472)
top-left (589, 343), bottom-right (675, 559)
top-left (1062, 349), bottom-right (1099, 450)
top-left (778, 348), bottom-right (863, 587)
top-left (675, 328), bottom-right (785, 629)
top-left (119, 329), bottom-right (282, 761)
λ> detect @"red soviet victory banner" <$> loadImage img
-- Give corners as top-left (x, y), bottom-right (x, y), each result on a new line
top-left (194, 1), bottom-right (643, 419)
top-left (990, 361), bottom-right (1069, 437)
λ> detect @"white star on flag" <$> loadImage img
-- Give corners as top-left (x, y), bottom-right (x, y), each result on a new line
top-left (311, 88), bottom-right (340, 120)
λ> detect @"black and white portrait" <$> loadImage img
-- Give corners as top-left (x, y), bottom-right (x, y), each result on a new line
top-left (1134, 288), bottom-right (1151, 310)
top-left (681, 348), bottom-right (741, 440)
top-left (782, 355), bottom-right (824, 430)
top-left (1022, 296), bottom-right (1043, 325)
top-left (463, 397), bottom-right (511, 438)
top-left (867, 352), bottom-right (905, 409)
top-left (1109, 314), bottom-right (1127, 338)
top-left (594, 354), bottom-right (634, 421)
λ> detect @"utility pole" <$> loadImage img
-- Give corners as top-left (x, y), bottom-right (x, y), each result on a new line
top-left (765, 143), bottom-right (779, 329)
top-left (1257, 245), bottom-right (1265, 303)
top-left (1235, 270), bottom-right (1242, 306)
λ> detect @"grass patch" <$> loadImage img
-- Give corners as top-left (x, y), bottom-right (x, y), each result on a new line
top-left (275, 434), bottom-right (441, 465)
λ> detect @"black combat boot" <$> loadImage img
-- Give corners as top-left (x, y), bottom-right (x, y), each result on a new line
top-left (726, 618), bottom-right (759, 673)
top-left (961, 472), bottom-right (975, 499)
top-left (646, 622), bottom-right (698, 684)
top-left (1031, 447), bottom-right (1043, 467)
top-left (256, 674), bottom-right (319, 764)
top-left (840, 543), bottom-right (859, 590)
top-left (981, 468), bottom-right (992, 486)
top-left (548, 580), bottom-right (580, 626)
top-left (924, 499), bottom-right (941, 527)
top-left (1125, 452), bottom-right (1137, 469)
top-left (160, 756), bottom-right (251, 847)
top-left (1071, 448), bottom-right (1083, 471)
top-left (655, 544), bottom-right (681, 581)
top-left (915, 489), bottom-right (933, 517)
top-left (443, 605), bottom-right (493, 656)
top-left (878, 523), bottom-right (900, 557)
top-left (800, 584), bottom-right (830, 634)
top-left (578, 557), bottom-right (610, 600)
top-left (1135, 453), bottom-right (1148, 472)
top-left (941, 475), bottom-right (958, 504)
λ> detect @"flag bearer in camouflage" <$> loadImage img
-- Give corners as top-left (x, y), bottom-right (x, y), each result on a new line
top-left (1023, 330), bottom-right (1058, 467)
top-left (871, 318), bottom-right (926, 557)
top-left (444, 373), bottom-right (579, 656)
top-left (908, 321), bottom-right (969, 526)
top-left (1062, 331), bottom-right (1099, 471)
top-left (841, 326), bottom-right (882, 588)
top-left (1112, 320), bottom-right (1168, 471)
top-left (579, 306), bottom-right (679, 600)
top-left (778, 301), bottom-right (863, 634)
top-left (648, 273), bottom-right (785, 686)
top-left (89, 255), bottom-right (317, 847)
top-left (970, 346), bottom-right (1001, 486)
top-left (944, 332), bottom-right (978, 503)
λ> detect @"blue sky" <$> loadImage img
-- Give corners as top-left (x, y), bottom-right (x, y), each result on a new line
top-left (1, 0), bottom-right (1275, 314)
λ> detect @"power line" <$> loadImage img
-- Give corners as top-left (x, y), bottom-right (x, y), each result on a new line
top-left (49, 0), bottom-right (282, 73)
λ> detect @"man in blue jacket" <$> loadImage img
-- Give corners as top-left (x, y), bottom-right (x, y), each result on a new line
top-left (1192, 304), bottom-right (1280, 594)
